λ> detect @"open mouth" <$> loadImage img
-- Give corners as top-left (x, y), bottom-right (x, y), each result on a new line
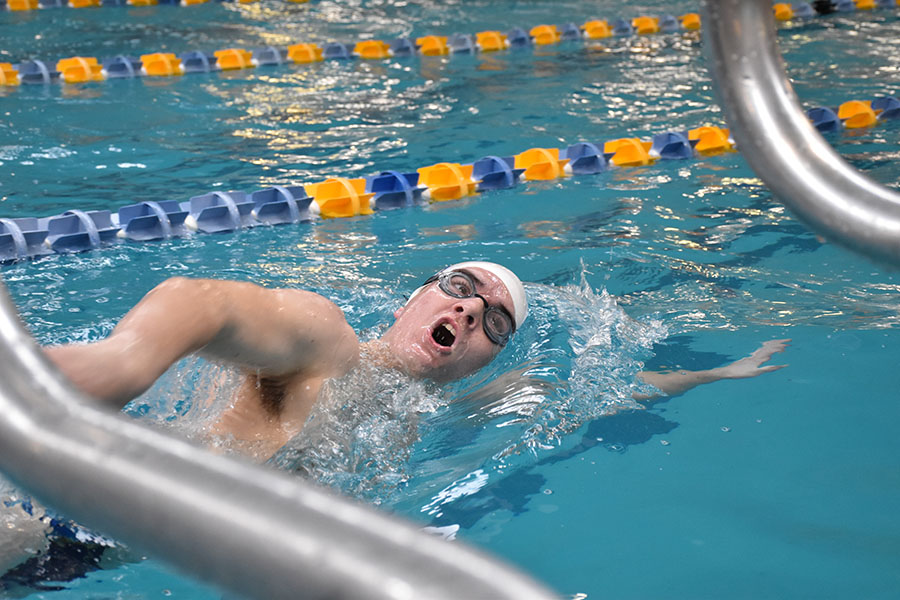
top-left (432, 322), bottom-right (456, 347)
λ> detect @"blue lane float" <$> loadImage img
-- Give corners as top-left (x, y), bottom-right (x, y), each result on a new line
top-left (791, 2), bottom-right (817, 17)
top-left (660, 14), bottom-right (681, 32)
top-left (389, 38), bottom-right (416, 56)
top-left (322, 43), bottom-right (354, 60)
top-left (366, 172), bottom-right (423, 209)
top-left (117, 201), bottom-right (188, 242)
top-left (472, 157), bottom-right (523, 191)
top-left (560, 23), bottom-right (583, 41)
top-left (183, 192), bottom-right (255, 234)
top-left (650, 132), bottom-right (698, 160)
top-left (506, 28), bottom-right (533, 47)
top-left (103, 55), bottom-right (142, 79)
top-left (0, 218), bottom-right (50, 262)
top-left (612, 18), bottom-right (635, 37)
top-left (43, 210), bottom-right (119, 253)
top-left (180, 51), bottom-right (217, 73)
top-left (873, 96), bottom-right (900, 120)
top-left (560, 143), bottom-right (609, 174)
top-left (3, 94), bottom-right (897, 263)
top-left (448, 34), bottom-right (477, 54)
top-left (249, 186), bottom-right (313, 225)
top-left (18, 60), bottom-right (60, 85)
top-left (808, 107), bottom-right (842, 132)
top-left (253, 46), bottom-right (288, 66)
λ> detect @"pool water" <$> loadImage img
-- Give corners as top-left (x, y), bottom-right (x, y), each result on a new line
top-left (2, 1), bottom-right (900, 598)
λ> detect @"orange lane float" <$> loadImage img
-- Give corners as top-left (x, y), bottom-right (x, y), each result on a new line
top-left (632, 16), bottom-right (660, 35)
top-left (8, 0), bottom-right (39, 10)
top-left (354, 40), bottom-right (391, 60)
top-left (529, 25), bottom-right (561, 46)
top-left (140, 53), bottom-right (184, 76)
top-left (214, 48), bottom-right (255, 71)
top-left (305, 178), bottom-right (374, 219)
top-left (582, 20), bottom-right (613, 39)
top-left (604, 138), bottom-right (655, 167)
top-left (838, 100), bottom-right (877, 128)
top-left (680, 13), bottom-right (702, 30)
top-left (416, 36), bottom-right (449, 56)
top-left (57, 57), bottom-right (104, 83)
top-left (475, 31), bottom-right (509, 52)
top-left (0, 64), bottom-right (20, 86)
top-left (514, 148), bottom-right (569, 181)
top-left (417, 163), bottom-right (478, 201)
top-left (688, 126), bottom-right (734, 154)
top-left (287, 43), bottom-right (323, 63)
top-left (773, 3), bottom-right (794, 21)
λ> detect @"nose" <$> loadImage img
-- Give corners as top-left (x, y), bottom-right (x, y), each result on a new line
top-left (453, 297), bottom-right (484, 329)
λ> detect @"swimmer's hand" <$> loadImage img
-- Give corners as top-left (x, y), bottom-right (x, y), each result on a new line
top-left (636, 339), bottom-right (790, 401)
top-left (713, 338), bottom-right (790, 380)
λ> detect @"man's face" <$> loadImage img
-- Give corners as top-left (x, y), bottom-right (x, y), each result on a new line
top-left (382, 267), bottom-right (515, 382)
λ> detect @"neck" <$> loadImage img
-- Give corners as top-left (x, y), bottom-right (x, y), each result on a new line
top-left (359, 338), bottom-right (406, 372)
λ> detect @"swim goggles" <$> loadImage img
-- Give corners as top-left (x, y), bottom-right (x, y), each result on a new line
top-left (422, 270), bottom-right (515, 346)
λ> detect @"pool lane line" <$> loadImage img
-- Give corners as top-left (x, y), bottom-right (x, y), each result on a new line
top-left (2, 0), bottom-right (899, 89)
top-left (0, 15), bottom-right (704, 87)
top-left (2, 0), bottom-right (308, 9)
top-left (2, 94), bottom-right (898, 263)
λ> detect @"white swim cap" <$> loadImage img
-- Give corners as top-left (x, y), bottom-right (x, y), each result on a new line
top-left (409, 261), bottom-right (528, 329)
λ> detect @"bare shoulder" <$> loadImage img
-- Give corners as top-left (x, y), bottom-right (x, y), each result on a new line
top-left (264, 289), bottom-right (360, 378)
top-left (195, 281), bottom-right (360, 379)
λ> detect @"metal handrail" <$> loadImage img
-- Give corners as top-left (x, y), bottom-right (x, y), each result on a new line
top-left (703, 0), bottom-right (900, 266)
top-left (0, 282), bottom-right (558, 600)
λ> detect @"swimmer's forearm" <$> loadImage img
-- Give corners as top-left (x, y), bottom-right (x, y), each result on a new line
top-left (636, 369), bottom-right (719, 400)
top-left (46, 277), bottom-right (358, 407)
top-left (45, 277), bottom-right (232, 407)
top-left (635, 340), bottom-right (789, 401)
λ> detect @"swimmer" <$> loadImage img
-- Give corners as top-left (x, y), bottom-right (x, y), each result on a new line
top-left (44, 261), bottom-right (789, 460)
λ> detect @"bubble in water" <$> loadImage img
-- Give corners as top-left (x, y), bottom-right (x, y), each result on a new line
top-left (543, 488), bottom-right (553, 495)
top-left (660, 440), bottom-right (670, 446)
top-left (721, 426), bottom-right (731, 433)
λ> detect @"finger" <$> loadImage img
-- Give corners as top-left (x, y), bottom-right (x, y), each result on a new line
top-left (750, 346), bottom-right (783, 360)
top-left (759, 364), bottom-right (788, 373)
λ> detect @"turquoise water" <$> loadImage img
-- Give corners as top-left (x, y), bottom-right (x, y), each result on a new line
top-left (2, 1), bottom-right (900, 598)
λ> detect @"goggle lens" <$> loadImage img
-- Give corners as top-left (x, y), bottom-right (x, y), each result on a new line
top-left (434, 271), bottom-right (514, 346)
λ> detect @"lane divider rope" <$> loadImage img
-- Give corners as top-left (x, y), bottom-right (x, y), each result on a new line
top-left (2, 0), bottom-right (309, 10)
top-left (1, 12), bottom-right (707, 86)
top-left (2, 94), bottom-right (897, 263)
top-left (3, 1), bottom-right (897, 89)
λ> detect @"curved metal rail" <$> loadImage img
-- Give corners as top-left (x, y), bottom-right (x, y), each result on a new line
top-left (0, 283), bottom-right (557, 600)
top-left (703, 0), bottom-right (900, 266)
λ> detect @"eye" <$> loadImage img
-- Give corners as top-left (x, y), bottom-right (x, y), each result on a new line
top-left (448, 274), bottom-right (474, 296)
top-left (485, 309), bottom-right (511, 336)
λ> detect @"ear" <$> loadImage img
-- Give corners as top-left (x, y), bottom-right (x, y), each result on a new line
top-left (393, 305), bottom-right (405, 320)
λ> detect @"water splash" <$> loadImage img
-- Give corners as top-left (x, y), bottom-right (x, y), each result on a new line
top-left (264, 270), bottom-right (666, 505)
top-left (268, 361), bottom-right (445, 505)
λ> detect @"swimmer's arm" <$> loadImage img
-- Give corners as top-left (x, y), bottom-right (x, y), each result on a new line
top-left (45, 277), bottom-right (359, 409)
top-left (635, 339), bottom-right (789, 401)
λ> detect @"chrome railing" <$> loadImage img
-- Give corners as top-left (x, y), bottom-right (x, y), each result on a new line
top-left (703, 0), bottom-right (900, 266)
top-left (0, 283), bottom-right (557, 600)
